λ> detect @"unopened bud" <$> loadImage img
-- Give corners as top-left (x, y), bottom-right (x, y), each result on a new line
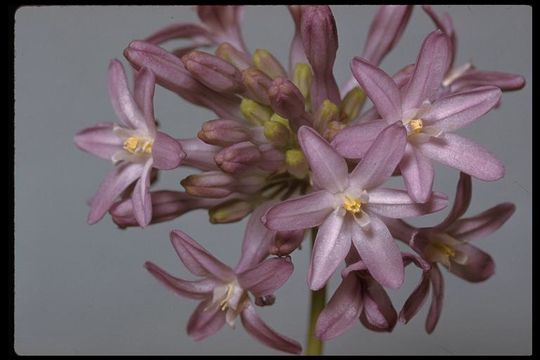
top-left (255, 294), bottom-right (276, 307)
top-left (293, 63), bottom-right (313, 100)
top-left (181, 171), bottom-right (235, 198)
top-left (340, 87), bottom-right (366, 122)
top-left (258, 144), bottom-right (286, 172)
top-left (271, 230), bottom-right (305, 256)
top-left (215, 42), bottom-right (251, 71)
top-left (268, 77), bottom-right (310, 130)
top-left (313, 99), bottom-right (339, 132)
top-left (215, 141), bottom-right (261, 173)
top-left (242, 67), bottom-right (273, 105)
top-left (209, 198), bottom-right (254, 223)
top-left (182, 50), bottom-right (245, 93)
top-left (240, 99), bottom-right (273, 126)
top-left (263, 114), bottom-right (291, 148)
top-left (253, 49), bottom-right (287, 79)
top-left (285, 149), bottom-right (309, 179)
top-left (198, 119), bottom-right (250, 147)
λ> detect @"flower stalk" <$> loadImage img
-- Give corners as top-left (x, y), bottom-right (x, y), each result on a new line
top-left (306, 228), bottom-right (326, 356)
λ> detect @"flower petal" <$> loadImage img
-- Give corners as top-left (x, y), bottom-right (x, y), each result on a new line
top-left (367, 188), bottom-right (447, 218)
top-left (425, 265), bottom-right (444, 334)
top-left (144, 22), bottom-right (210, 46)
top-left (436, 172), bottom-right (472, 230)
top-left (351, 215), bottom-right (404, 289)
top-left (349, 122), bottom-right (407, 190)
top-left (152, 131), bottom-right (186, 170)
top-left (134, 67), bottom-right (157, 135)
top-left (399, 143), bottom-right (434, 203)
top-left (360, 278), bottom-right (397, 332)
top-left (418, 133), bottom-right (504, 181)
top-left (308, 211), bottom-right (350, 290)
top-left (144, 261), bottom-right (217, 300)
top-left (351, 216), bottom-right (404, 289)
top-left (448, 243), bottom-right (495, 282)
top-left (382, 218), bottom-right (418, 244)
top-left (240, 302), bottom-right (302, 354)
top-left (235, 202), bottom-right (277, 273)
top-left (350, 57), bottom-right (402, 124)
top-left (108, 59), bottom-right (147, 130)
top-left (423, 86), bottom-right (501, 132)
top-left (237, 258), bottom-right (293, 298)
top-left (399, 272), bottom-right (430, 324)
top-left (402, 30), bottom-right (451, 110)
top-left (88, 162), bottom-right (143, 224)
top-left (187, 300), bottom-right (226, 341)
top-left (451, 69), bottom-right (526, 92)
top-left (447, 202), bottom-right (515, 242)
top-left (74, 123), bottom-right (123, 160)
top-left (131, 159), bottom-right (154, 227)
top-left (298, 126), bottom-right (349, 193)
top-left (331, 120), bottom-right (388, 159)
top-left (170, 229), bottom-right (235, 282)
top-left (262, 190), bottom-right (334, 231)
top-left (315, 274), bottom-right (363, 340)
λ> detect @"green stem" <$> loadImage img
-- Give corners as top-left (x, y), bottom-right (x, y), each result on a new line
top-left (305, 229), bottom-right (326, 356)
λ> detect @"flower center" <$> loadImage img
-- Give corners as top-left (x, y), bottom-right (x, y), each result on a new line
top-left (343, 196), bottom-right (362, 214)
top-left (424, 233), bottom-right (468, 267)
top-left (211, 280), bottom-right (249, 327)
top-left (405, 119), bottom-right (424, 136)
top-left (123, 136), bottom-right (153, 155)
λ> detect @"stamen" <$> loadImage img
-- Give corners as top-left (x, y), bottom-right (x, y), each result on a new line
top-left (122, 136), bottom-right (153, 155)
top-left (343, 196), bottom-right (362, 214)
top-left (406, 119), bottom-right (424, 135)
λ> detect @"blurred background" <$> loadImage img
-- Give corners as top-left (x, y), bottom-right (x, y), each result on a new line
top-left (15, 5), bottom-right (531, 355)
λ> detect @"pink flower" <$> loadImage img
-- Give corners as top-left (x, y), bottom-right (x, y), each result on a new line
top-left (387, 172), bottom-right (516, 333)
top-left (144, 228), bottom-right (301, 354)
top-left (263, 124), bottom-right (447, 290)
top-left (333, 30), bottom-right (504, 203)
top-left (74, 60), bottom-right (184, 227)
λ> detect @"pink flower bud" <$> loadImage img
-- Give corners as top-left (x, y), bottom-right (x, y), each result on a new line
top-left (268, 77), bottom-right (311, 130)
top-left (180, 171), bottom-right (236, 198)
top-left (198, 119), bottom-right (251, 147)
top-left (242, 67), bottom-right (273, 105)
top-left (214, 141), bottom-right (261, 173)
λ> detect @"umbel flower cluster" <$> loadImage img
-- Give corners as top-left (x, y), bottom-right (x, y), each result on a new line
top-left (74, 5), bottom-right (523, 354)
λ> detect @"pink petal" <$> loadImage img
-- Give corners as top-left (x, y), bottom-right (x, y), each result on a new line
top-left (187, 300), bottom-right (226, 341)
top-left (88, 162), bottom-right (143, 224)
top-left (436, 172), bottom-right (472, 230)
top-left (399, 143), bottom-right (434, 203)
top-left (425, 265), bottom-right (444, 334)
top-left (298, 126), bottom-right (349, 193)
top-left (448, 243), bottom-right (495, 282)
top-left (262, 190), bottom-right (334, 231)
top-left (308, 211), bottom-right (350, 290)
top-left (382, 218), bottom-right (418, 244)
top-left (451, 70), bottom-right (526, 92)
top-left (287, 5), bottom-right (308, 74)
top-left (144, 22), bottom-right (210, 46)
top-left (152, 131), bottom-right (185, 170)
top-left (362, 5), bottom-right (413, 66)
top-left (240, 302), bottom-right (302, 354)
top-left (423, 86), bottom-right (501, 132)
top-left (235, 202), bottom-right (277, 273)
top-left (422, 5), bottom-right (456, 68)
top-left (237, 258), bottom-right (293, 298)
top-left (170, 229), bottom-right (235, 282)
top-left (108, 59), bottom-right (147, 131)
top-left (74, 123), bottom-right (122, 160)
top-left (134, 67), bottom-right (157, 135)
top-left (315, 274), bottom-right (363, 340)
top-left (131, 159), bottom-right (153, 227)
top-left (351, 215), bottom-right (404, 289)
top-left (366, 188), bottom-right (448, 218)
top-left (447, 202), bottom-right (515, 242)
top-left (399, 272), bottom-right (430, 324)
top-left (349, 122), bottom-right (407, 190)
top-left (350, 57), bottom-right (402, 124)
top-left (331, 120), bottom-right (388, 159)
top-left (402, 30), bottom-right (451, 110)
top-left (360, 278), bottom-right (397, 332)
top-left (144, 261), bottom-right (217, 300)
top-left (418, 133), bottom-right (504, 181)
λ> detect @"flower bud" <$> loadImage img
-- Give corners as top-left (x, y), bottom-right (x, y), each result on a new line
top-left (293, 63), bottom-right (313, 100)
top-left (241, 67), bottom-right (273, 105)
top-left (198, 119), bottom-right (251, 147)
top-left (215, 141), bottom-right (261, 173)
top-left (215, 42), bottom-right (251, 70)
top-left (268, 77), bottom-right (311, 130)
top-left (182, 50), bottom-right (245, 93)
top-left (258, 144), bottom-right (286, 172)
top-left (240, 99), bottom-right (273, 126)
top-left (180, 171), bottom-right (236, 198)
top-left (255, 294), bottom-right (276, 307)
top-left (209, 198), bottom-right (255, 223)
top-left (285, 149), bottom-right (309, 179)
top-left (339, 87), bottom-right (366, 123)
top-left (263, 114), bottom-right (291, 148)
top-left (252, 49), bottom-right (287, 79)
top-left (271, 230), bottom-right (305, 256)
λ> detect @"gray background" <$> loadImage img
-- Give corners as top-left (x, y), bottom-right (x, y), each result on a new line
top-left (15, 5), bottom-right (531, 355)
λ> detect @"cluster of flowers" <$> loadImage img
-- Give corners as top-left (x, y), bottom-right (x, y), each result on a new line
top-left (74, 5), bottom-right (523, 354)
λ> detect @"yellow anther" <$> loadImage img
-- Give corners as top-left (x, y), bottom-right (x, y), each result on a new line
top-left (264, 116), bottom-right (290, 148)
top-left (407, 119), bottom-right (424, 135)
top-left (252, 49), bottom-right (286, 79)
top-left (240, 99), bottom-right (273, 126)
top-left (142, 142), bottom-right (153, 154)
top-left (432, 241), bottom-right (456, 258)
top-left (219, 285), bottom-right (234, 311)
top-left (123, 136), bottom-right (153, 155)
top-left (123, 137), bottom-right (139, 153)
top-left (343, 196), bottom-right (362, 214)
top-left (314, 99), bottom-right (339, 132)
top-left (285, 149), bottom-right (309, 179)
top-left (340, 87), bottom-right (366, 123)
top-left (293, 63), bottom-right (313, 100)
